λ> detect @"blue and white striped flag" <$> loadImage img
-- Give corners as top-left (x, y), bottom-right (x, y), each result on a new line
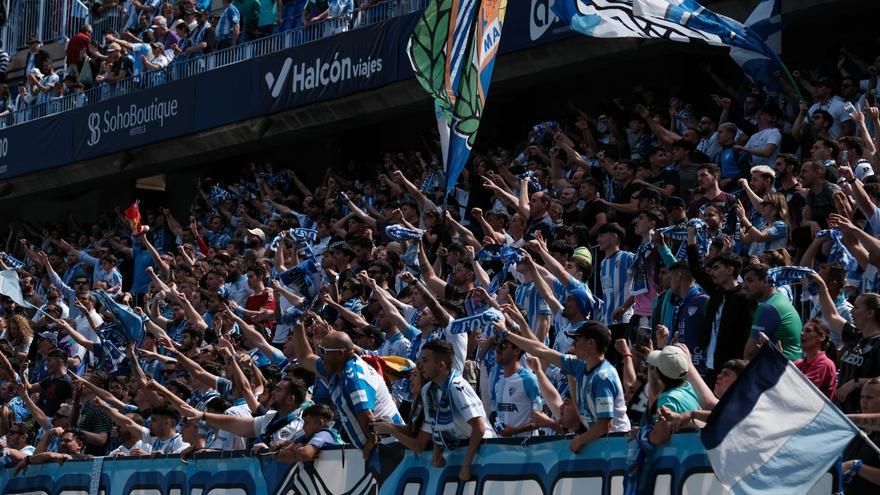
top-left (553, 0), bottom-right (782, 93)
top-left (702, 345), bottom-right (858, 495)
top-left (385, 224), bottom-right (425, 241)
top-left (632, 0), bottom-right (782, 89)
top-left (728, 0), bottom-right (782, 93)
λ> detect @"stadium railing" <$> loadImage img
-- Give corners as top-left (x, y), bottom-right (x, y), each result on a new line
top-left (2, 0), bottom-right (425, 129)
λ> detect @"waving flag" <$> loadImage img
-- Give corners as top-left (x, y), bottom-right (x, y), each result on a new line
top-left (633, 0), bottom-right (782, 91)
top-left (93, 291), bottom-right (147, 346)
top-left (702, 345), bottom-right (858, 495)
top-left (553, 0), bottom-right (783, 93)
top-left (728, 0), bottom-right (782, 92)
top-left (124, 201), bottom-right (144, 236)
top-left (0, 270), bottom-right (36, 308)
top-left (407, 0), bottom-right (508, 194)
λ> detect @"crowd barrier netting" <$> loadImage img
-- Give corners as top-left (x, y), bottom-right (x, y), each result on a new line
top-left (0, 433), bottom-right (839, 495)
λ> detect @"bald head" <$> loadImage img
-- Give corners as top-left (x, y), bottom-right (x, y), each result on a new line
top-left (324, 331), bottom-right (355, 351)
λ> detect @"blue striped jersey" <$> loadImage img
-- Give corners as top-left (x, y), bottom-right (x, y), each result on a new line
top-left (514, 281), bottom-right (552, 338)
top-left (493, 367), bottom-right (543, 437)
top-left (317, 356), bottom-right (403, 449)
top-left (600, 250), bottom-right (635, 325)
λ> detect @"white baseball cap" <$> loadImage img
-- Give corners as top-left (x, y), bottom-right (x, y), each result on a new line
top-left (647, 346), bottom-right (689, 379)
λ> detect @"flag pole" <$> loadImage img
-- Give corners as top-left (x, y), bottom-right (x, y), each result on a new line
top-left (858, 429), bottom-right (880, 457)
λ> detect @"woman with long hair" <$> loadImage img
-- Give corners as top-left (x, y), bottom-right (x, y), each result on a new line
top-left (2, 315), bottom-right (34, 359)
top-left (811, 271), bottom-right (880, 413)
top-left (795, 319), bottom-right (837, 399)
top-left (736, 191), bottom-right (789, 256)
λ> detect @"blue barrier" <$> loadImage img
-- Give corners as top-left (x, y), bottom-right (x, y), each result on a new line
top-left (0, 434), bottom-right (839, 494)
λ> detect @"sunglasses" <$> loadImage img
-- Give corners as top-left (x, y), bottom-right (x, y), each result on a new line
top-left (495, 341), bottom-right (510, 350)
top-left (318, 345), bottom-right (346, 357)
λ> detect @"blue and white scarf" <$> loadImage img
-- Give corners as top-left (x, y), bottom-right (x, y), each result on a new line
top-left (0, 252), bottom-right (25, 269)
top-left (386, 224), bottom-right (425, 241)
top-left (630, 238), bottom-right (655, 296)
top-left (210, 184), bottom-right (233, 204)
top-left (425, 368), bottom-right (467, 448)
top-left (476, 245), bottom-right (524, 294)
top-left (816, 229), bottom-right (859, 274)
top-left (657, 218), bottom-right (710, 261)
top-left (530, 120), bottom-right (558, 143)
top-left (447, 308), bottom-right (504, 335)
top-left (421, 171), bottom-right (442, 193)
top-left (766, 266), bottom-right (817, 296)
top-left (516, 170), bottom-right (542, 192)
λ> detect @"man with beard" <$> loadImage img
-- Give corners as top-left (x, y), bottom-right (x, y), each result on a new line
top-left (15, 429), bottom-right (91, 473)
top-left (98, 402), bottom-right (189, 454)
top-left (738, 165), bottom-right (776, 228)
top-left (221, 259), bottom-right (252, 308)
top-left (773, 154), bottom-right (805, 229)
top-left (106, 413), bottom-right (151, 456)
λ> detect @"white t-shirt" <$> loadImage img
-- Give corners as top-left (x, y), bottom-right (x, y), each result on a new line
top-left (809, 96), bottom-right (852, 139)
top-left (139, 427), bottom-right (189, 454)
top-left (252, 409), bottom-right (304, 445)
top-left (745, 128), bottom-right (782, 166)
top-left (420, 374), bottom-right (495, 446)
top-left (108, 439), bottom-right (151, 457)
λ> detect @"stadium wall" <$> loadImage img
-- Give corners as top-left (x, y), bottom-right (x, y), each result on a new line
top-left (0, 434), bottom-right (839, 495)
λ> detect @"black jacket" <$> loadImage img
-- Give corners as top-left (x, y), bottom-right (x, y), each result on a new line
top-left (687, 244), bottom-right (756, 372)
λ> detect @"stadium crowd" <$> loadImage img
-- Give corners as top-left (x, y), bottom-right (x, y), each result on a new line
top-left (0, 34), bottom-right (880, 492)
top-left (1, 0), bottom-right (370, 120)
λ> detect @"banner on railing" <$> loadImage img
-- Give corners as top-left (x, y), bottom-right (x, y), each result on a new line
top-left (0, 434), bottom-right (839, 495)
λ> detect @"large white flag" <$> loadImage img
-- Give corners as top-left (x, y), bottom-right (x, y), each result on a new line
top-left (0, 270), bottom-right (36, 308)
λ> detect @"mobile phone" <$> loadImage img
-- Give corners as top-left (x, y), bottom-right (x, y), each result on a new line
top-left (867, 91), bottom-right (877, 107)
top-left (637, 326), bottom-right (652, 348)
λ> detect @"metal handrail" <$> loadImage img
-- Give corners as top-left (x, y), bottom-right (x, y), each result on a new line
top-left (2, 0), bottom-right (424, 129)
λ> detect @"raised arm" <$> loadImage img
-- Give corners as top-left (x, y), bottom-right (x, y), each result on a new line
top-left (94, 398), bottom-right (143, 438)
top-left (412, 277), bottom-right (451, 326)
top-left (139, 232), bottom-right (169, 274)
top-left (417, 239), bottom-right (447, 297)
top-left (502, 325), bottom-right (562, 368)
top-left (808, 272), bottom-right (847, 338)
top-left (217, 337), bottom-right (259, 413)
top-left (291, 319), bottom-right (320, 374)
top-left (157, 336), bottom-right (218, 386)
top-left (368, 277), bottom-right (410, 330)
top-left (15, 380), bottom-right (49, 431)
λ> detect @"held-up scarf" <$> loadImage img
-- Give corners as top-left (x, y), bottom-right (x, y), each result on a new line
top-left (816, 229), bottom-right (859, 274)
top-left (630, 237), bottom-right (654, 296)
top-left (385, 224), bottom-right (425, 241)
top-left (448, 308), bottom-right (504, 335)
top-left (657, 218), bottom-right (709, 261)
top-left (767, 266), bottom-right (817, 296)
